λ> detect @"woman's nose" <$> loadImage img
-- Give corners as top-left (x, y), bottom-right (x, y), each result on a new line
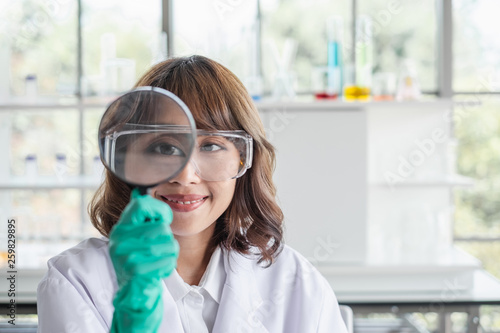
top-left (169, 160), bottom-right (201, 185)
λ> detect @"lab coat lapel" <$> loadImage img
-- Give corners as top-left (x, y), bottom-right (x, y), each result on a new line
top-left (212, 249), bottom-right (269, 333)
top-left (159, 280), bottom-right (184, 331)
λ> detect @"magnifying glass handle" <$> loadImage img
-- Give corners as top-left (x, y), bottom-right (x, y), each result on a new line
top-left (136, 186), bottom-right (151, 196)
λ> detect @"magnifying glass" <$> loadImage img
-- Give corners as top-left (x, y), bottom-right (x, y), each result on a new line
top-left (98, 86), bottom-right (197, 195)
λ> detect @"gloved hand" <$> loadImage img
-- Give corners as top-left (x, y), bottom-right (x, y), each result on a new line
top-left (109, 188), bottom-right (179, 333)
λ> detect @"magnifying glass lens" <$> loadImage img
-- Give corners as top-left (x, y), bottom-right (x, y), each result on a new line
top-left (98, 87), bottom-right (196, 187)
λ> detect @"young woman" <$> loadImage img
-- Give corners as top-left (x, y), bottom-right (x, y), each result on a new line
top-left (37, 55), bottom-right (348, 332)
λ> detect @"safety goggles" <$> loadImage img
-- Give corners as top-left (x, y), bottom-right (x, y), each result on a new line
top-left (102, 124), bottom-right (253, 183)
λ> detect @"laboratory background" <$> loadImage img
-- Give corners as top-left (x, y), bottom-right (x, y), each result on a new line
top-left (1, 0), bottom-right (500, 332)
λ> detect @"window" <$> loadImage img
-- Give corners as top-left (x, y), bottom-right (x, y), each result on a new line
top-left (452, 0), bottom-right (500, 280)
top-left (453, 0), bottom-right (500, 92)
top-left (82, 0), bottom-right (162, 98)
top-left (454, 96), bottom-right (500, 278)
top-left (0, 0), bottom-right (164, 267)
top-left (359, 0), bottom-right (437, 93)
top-left (1, 0), bottom-right (78, 99)
top-left (260, 0), bottom-right (351, 94)
top-left (173, 0), bottom-right (258, 83)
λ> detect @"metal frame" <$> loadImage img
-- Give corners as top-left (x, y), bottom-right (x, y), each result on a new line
top-left (437, 0), bottom-right (453, 98)
top-left (455, 237), bottom-right (500, 242)
top-left (77, 0), bottom-right (86, 234)
top-left (345, 302), bottom-right (492, 333)
top-left (162, 0), bottom-right (174, 58)
top-left (351, 0), bottom-right (357, 69)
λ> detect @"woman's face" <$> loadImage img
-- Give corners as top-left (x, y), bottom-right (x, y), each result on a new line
top-left (151, 158), bottom-right (236, 238)
top-left (121, 99), bottom-right (238, 240)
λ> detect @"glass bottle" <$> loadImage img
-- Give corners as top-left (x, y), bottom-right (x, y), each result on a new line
top-left (25, 154), bottom-right (38, 180)
top-left (344, 15), bottom-right (373, 101)
top-left (325, 16), bottom-right (343, 99)
top-left (396, 59), bottom-right (422, 101)
top-left (54, 153), bottom-right (67, 180)
top-left (25, 74), bottom-right (38, 102)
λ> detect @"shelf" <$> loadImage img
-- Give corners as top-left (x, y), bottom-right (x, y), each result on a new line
top-left (0, 176), bottom-right (102, 189)
top-left (257, 100), bottom-right (364, 111)
top-left (0, 103), bottom-right (109, 111)
top-left (0, 97), bottom-right (470, 112)
top-left (0, 96), bottom-right (78, 109)
top-left (256, 98), bottom-right (456, 112)
top-left (0, 103), bottom-right (79, 110)
top-left (0, 96), bottom-right (118, 111)
top-left (371, 174), bottom-right (475, 188)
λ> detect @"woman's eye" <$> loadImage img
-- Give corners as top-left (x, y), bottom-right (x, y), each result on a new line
top-left (200, 143), bottom-right (224, 152)
top-left (149, 143), bottom-right (184, 156)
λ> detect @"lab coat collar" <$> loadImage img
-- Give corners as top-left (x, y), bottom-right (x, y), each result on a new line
top-left (212, 247), bottom-right (269, 332)
top-left (164, 246), bottom-right (225, 304)
top-left (159, 282), bottom-right (185, 331)
top-left (163, 269), bottom-right (190, 302)
top-left (159, 247), bottom-right (268, 332)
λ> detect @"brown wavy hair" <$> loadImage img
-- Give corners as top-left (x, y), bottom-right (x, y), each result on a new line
top-left (89, 55), bottom-right (284, 265)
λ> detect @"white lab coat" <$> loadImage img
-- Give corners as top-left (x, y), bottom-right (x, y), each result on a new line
top-left (37, 237), bottom-right (348, 333)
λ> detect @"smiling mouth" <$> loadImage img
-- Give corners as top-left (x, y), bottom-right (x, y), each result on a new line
top-left (162, 197), bottom-right (207, 205)
top-left (159, 195), bottom-right (209, 213)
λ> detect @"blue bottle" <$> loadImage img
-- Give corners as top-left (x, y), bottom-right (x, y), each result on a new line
top-left (326, 16), bottom-right (343, 98)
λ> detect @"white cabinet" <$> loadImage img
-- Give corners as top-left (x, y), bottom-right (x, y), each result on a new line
top-left (367, 101), bottom-right (464, 265)
top-left (259, 102), bottom-right (367, 265)
top-left (258, 100), bottom-right (484, 296)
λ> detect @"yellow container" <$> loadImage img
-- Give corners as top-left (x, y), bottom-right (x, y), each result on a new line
top-left (343, 85), bottom-right (371, 101)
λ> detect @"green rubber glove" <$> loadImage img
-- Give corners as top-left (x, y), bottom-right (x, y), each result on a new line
top-left (109, 188), bottom-right (179, 333)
